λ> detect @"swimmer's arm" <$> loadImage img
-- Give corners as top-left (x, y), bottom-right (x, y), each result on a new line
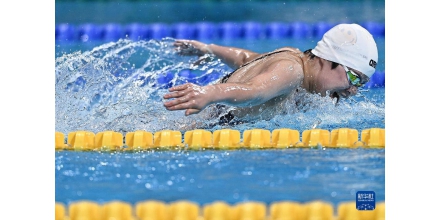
top-left (174, 40), bottom-right (260, 69)
top-left (205, 44), bottom-right (261, 69)
top-left (208, 45), bottom-right (302, 69)
top-left (211, 60), bottom-right (302, 106)
top-left (163, 60), bottom-right (302, 115)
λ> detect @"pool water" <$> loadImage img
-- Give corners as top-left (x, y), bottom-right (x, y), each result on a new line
top-left (55, 37), bottom-right (385, 208)
top-left (55, 148), bottom-right (385, 207)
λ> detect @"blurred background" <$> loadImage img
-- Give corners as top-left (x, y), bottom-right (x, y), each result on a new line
top-left (56, 0), bottom-right (385, 25)
top-left (55, 0), bottom-right (385, 44)
top-left (55, 0), bottom-right (385, 85)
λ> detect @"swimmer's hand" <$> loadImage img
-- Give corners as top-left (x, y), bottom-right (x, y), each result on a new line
top-left (163, 83), bottom-right (214, 116)
top-left (173, 40), bottom-right (212, 56)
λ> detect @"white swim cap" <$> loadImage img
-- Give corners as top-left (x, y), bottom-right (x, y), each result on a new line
top-left (311, 23), bottom-right (378, 78)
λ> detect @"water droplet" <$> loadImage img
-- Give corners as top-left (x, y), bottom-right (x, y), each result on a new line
top-left (233, 193), bottom-right (239, 199)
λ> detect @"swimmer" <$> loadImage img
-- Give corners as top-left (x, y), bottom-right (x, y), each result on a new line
top-left (163, 23), bottom-right (378, 124)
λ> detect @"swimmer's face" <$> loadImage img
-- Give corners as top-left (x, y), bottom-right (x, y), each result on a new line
top-left (329, 65), bottom-right (370, 103)
top-left (317, 64), bottom-right (369, 103)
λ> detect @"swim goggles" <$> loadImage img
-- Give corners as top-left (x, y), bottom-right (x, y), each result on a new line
top-left (343, 65), bottom-right (363, 87)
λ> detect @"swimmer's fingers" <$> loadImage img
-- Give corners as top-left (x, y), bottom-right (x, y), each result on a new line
top-left (173, 39), bottom-right (191, 47)
top-left (173, 40), bottom-right (206, 56)
top-left (185, 109), bottom-right (201, 116)
top-left (163, 84), bottom-right (195, 108)
top-left (163, 98), bottom-right (189, 110)
top-left (173, 40), bottom-right (197, 55)
top-left (173, 41), bottom-right (189, 51)
top-left (163, 92), bottom-right (181, 101)
top-left (163, 91), bottom-right (185, 101)
top-left (163, 83), bottom-right (209, 114)
top-left (166, 83), bottom-right (192, 93)
top-left (163, 99), bottom-right (198, 112)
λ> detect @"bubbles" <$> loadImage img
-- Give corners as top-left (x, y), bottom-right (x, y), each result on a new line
top-left (56, 38), bottom-right (230, 134)
top-left (241, 171), bottom-right (253, 176)
top-left (56, 38), bottom-right (385, 135)
top-left (145, 183), bottom-right (152, 189)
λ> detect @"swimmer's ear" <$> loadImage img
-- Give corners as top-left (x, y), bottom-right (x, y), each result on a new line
top-left (185, 109), bottom-right (200, 116)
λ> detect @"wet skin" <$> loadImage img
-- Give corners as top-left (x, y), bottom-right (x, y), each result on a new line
top-left (163, 40), bottom-right (368, 117)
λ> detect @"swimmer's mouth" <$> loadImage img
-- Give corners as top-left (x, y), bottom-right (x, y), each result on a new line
top-left (331, 92), bottom-right (340, 104)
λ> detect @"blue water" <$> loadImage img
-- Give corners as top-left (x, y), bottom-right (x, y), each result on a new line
top-left (55, 148), bottom-right (385, 207)
top-left (55, 37), bottom-right (385, 209)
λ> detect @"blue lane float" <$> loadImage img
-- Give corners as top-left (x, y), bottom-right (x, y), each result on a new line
top-left (156, 71), bottom-right (176, 89)
top-left (102, 23), bottom-right (124, 42)
top-left (172, 22), bottom-right (196, 39)
top-left (243, 21), bottom-right (264, 40)
top-left (266, 22), bottom-right (290, 39)
top-left (150, 23), bottom-right (171, 40)
top-left (56, 23), bottom-right (76, 42)
top-left (290, 22), bottom-right (313, 39)
top-left (55, 21), bottom-right (385, 43)
top-left (126, 23), bottom-right (148, 41)
top-left (194, 22), bottom-right (218, 40)
top-left (361, 21), bottom-right (385, 38)
top-left (218, 22), bottom-right (243, 40)
top-left (78, 23), bottom-right (103, 42)
top-left (177, 69), bottom-right (199, 84)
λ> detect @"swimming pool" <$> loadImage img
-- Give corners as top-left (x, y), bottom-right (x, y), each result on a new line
top-left (55, 148), bottom-right (384, 206)
top-left (55, 31), bottom-right (385, 218)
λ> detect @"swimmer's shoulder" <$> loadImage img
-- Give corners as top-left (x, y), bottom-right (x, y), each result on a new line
top-left (270, 47), bottom-right (304, 65)
top-left (274, 47), bottom-right (303, 54)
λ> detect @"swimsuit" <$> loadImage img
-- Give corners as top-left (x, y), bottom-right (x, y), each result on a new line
top-left (220, 49), bottom-right (293, 83)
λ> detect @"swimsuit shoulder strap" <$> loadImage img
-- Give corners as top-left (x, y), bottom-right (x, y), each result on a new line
top-left (221, 50), bottom-right (297, 83)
